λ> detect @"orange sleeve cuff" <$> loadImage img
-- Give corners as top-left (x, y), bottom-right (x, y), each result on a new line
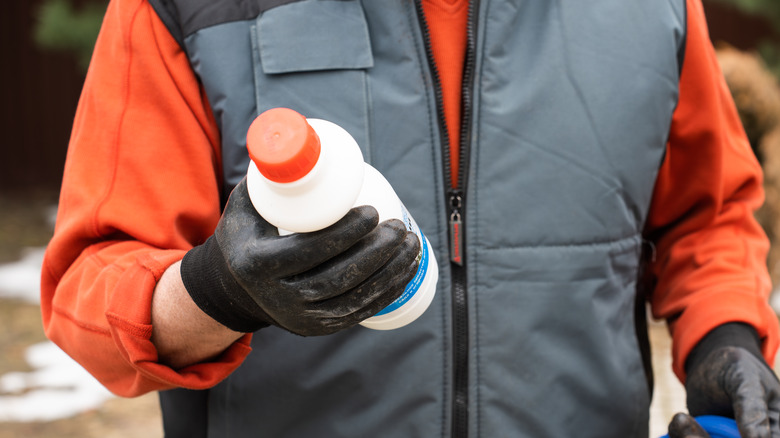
top-left (105, 251), bottom-right (253, 396)
top-left (45, 248), bottom-right (253, 397)
top-left (668, 289), bottom-right (780, 381)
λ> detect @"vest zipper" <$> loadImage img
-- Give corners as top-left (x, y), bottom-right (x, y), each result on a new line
top-left (413, 1), bottom-right (477, 436)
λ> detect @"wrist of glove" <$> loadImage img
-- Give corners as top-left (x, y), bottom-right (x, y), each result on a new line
top-left (668, 323), bottom-right (780, 438)
top-left (180, 179), bottom-right (421, 336)
top-left (181, 234), bottom-right (271, 333)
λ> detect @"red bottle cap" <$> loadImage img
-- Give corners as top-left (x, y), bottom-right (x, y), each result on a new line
top-left (247, 108), bottom-right (321, 183)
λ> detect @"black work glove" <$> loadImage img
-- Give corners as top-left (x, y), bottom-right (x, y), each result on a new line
top-left (667, 413), bottom-right (712, 438)
top-left (180, 178), bottom-right (421, 336)
top-left (668, 323), bottom-right (780, 438)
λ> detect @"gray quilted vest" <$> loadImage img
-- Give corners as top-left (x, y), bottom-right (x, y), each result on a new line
top-left (150, 1), bottom-right (686, 436)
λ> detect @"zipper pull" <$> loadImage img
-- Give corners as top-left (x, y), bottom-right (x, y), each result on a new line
top-left (449, 194), bottom-right (464, 265)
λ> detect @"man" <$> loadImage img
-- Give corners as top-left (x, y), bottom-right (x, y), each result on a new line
top-left (42, 0), bottom-right (780, 436)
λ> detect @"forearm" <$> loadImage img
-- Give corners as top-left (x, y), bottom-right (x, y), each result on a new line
top-left (152, 260), bottom-right (245, 369)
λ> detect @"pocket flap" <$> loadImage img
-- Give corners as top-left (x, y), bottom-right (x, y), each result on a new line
top-left (257, 1), bottom-right (374, 74)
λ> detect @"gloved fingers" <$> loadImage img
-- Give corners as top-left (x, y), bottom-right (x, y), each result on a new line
top-left (687, 347), bottom-right (763, 418)
top-left (254, 206), bottom-right (382, 277)
top-left (239, 230), bottom-right (419, 337)
top-left (219, 179), bottom-right (383, 275)
top-left (227, 205), bottom-right (381, 278)
top-left (764, 363), bottom-right (780, 438)
top-left (286, 219), bottom-right (413, 301)
top-left (731, 371), bottom-right (772, 438)
top-left (722, 350), bottom-right (780, 438)
top-left (770, 405), bottom-right (780, 438)
top-left (304, 232), bottom-right (420, 327)
top-left (759, 365), bottom-right (780, 438)
top-left (668, 412), bottom-right (711, 438)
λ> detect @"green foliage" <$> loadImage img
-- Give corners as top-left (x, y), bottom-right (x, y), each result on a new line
top-left (33, 0), bottom-right (107, 70)
top-left (758, 42), bottom-right (780, 78)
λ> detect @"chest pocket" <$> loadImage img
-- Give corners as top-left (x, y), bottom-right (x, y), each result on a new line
top-left (251, 0), bottom-right (373, 150)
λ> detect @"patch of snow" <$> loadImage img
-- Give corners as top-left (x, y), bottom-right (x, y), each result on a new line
top-left (0, 246), bottom-right (117, 422)
top-left (0, 341), bottom-right (115, 422)
top-left (0, 247), bottom-right (46, 304)
top-left (771, 289), bottom-right (780, 315)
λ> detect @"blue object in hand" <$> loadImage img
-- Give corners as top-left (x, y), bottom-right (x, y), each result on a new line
top-left (660, 415), bottom-right (740, 438)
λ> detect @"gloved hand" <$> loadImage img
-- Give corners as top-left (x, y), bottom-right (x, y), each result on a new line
top-left (667, 323), bottom-right (780, 438)
top-left (667, 413), bottom-right (711, 438)
top-left (180, 178), bottom-right (421, 336)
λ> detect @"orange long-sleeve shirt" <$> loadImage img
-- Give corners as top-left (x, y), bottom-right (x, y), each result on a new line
top-left (41, 0), bottom-right (779, 396)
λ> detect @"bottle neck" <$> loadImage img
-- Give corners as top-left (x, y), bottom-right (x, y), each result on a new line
top-left (256, 155), bottom-right (325, 196)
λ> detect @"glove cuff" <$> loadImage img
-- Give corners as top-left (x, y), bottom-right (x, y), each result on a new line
top-left (685, 322), bottom-right (763, 374)
top-left (181, 236), bottom-right (270, 333)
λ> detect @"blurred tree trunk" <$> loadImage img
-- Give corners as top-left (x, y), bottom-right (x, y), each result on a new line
top-left (705, 0), bottom-right (780, 77)
top-left (0, 1), bottom-right (103, 193)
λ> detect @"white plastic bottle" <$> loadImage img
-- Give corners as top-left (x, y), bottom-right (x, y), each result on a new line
top-left (245, 107), bottom-right (438, 330)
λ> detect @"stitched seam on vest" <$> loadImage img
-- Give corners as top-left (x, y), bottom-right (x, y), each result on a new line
top-left (479, 233), bottom-right (642, 252)
top-left (553, 0), bottom-right (620, 179)
top-left (472, 1), bottom-right (489, 435)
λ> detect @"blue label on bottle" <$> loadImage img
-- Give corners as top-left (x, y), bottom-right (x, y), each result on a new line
top-left (374, 229), bottom-right (429, 316)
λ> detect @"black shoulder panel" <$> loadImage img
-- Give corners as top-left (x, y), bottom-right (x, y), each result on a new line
top-left (147, 0), bottom-right (184, 46)
top-left (147, 0), bottom-right (303, 47)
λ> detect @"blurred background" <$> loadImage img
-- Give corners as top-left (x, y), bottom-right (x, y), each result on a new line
top-left (1, 0), bottom-right (780, 436)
